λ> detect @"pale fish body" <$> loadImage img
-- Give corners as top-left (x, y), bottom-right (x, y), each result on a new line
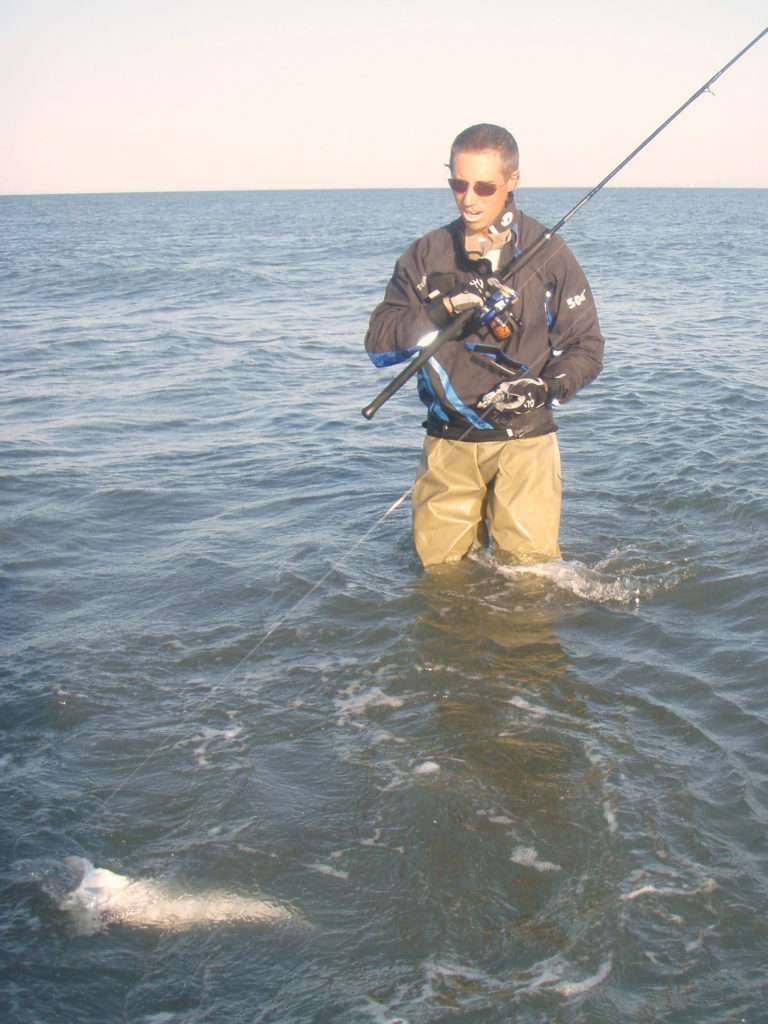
top-left (60, 857), bottom-right (294, 934)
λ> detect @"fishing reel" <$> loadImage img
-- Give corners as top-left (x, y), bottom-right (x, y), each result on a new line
top-left (476, 280), bottom-right (521, 341)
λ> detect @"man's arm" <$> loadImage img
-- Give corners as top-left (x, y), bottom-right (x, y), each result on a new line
top-left (364, 240), bottom-right (444, 368)
top-left (540, 240), bottom-right (604, 402)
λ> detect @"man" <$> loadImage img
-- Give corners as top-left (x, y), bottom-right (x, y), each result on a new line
top-left (365, 124), bottom-right (603, 568)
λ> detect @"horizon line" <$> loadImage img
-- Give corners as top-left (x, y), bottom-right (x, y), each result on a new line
top-left (1, 183), bottom-right (767, 200)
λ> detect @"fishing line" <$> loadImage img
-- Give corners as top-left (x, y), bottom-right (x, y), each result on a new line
top-left (98, 486), bottom-right (411, 811)
top-left (86, 299), bottom-right (626, 828)
top-left (96, 242), bottom-right (613, 818)
top-left (98, 26), bottom-right (766, 822)
top-left (85, 256), bottom-right (665, 853)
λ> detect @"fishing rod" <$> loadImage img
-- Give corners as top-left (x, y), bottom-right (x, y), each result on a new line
top-left (361, 26), bottom-right (767, 421)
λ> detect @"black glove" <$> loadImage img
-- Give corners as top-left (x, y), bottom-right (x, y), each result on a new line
top-left (477, 376), bottom-right (550, 414)
top-left (545, 376), bottom-right (566, 402)
top-left (444, 280), bottom-right (487, 316)
top-left (426, 277), bottom-right (488, 327)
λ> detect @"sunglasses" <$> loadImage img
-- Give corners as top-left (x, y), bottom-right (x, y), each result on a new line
top-left (448, 178), bottom-right (499, 197)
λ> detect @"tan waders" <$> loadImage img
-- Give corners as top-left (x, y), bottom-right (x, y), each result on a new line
top-left (411, 434), bottom-right (562, 567)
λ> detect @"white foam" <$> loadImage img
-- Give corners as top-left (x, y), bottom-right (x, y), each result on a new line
top-left (421, 958), bottom-right (500, 1003)
top-left (335, 683), bottom-right (404, 725)
top-left (514, 953), bottom-right (613, 999)
top-left (192, 725), bottom-right (243, 767)
top-left (413, 761), bottom-right (440, 776)
top-left (371, 730), bottom-right (405, 746)
top-left (496, 557), bottom-right (646, 605)
top-left (506, 696), bottom-right (547, 717)
top-left (685, 927), bottom-right (716, 952)
top-left (553, 956), bottom-right (613, 997)
top-left (360, 999), bottom-right (409, 1024)
top-left (306, 861), bottom-right (349, 881)
top-left (622, 878), bottom-right (716, 901)
top-left (510, 846), bottom-right (561, 872)
top-left (476, 809), bottom-right (515, 826)
top-left (513, 957), bottom-right (565, 994)
top-left (602, 800), bottom-right (618, 833)
top-left (360, 828), bottom-right (384, 847)
top-left (411, 953), bottom-right (615, 1012)
top-left (375, 763), bottom-right (412, 793)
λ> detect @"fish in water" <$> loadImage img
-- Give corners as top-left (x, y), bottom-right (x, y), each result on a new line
top-left (54, 857), bottom-right (296, 934)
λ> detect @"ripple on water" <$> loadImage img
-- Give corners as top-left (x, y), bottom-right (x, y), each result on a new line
top-left (487, 548), bottom-right (692, 606)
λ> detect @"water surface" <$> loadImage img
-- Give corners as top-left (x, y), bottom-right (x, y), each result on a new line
top-left (1, 187), bottom-right (767, 1022)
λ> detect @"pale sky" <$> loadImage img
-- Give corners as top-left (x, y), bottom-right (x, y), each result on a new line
top-left (2, 1), bottom-right (766, 195)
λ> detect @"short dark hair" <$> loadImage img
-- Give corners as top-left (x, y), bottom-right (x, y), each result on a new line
top-left (449, 124), bottom-right (519, 176)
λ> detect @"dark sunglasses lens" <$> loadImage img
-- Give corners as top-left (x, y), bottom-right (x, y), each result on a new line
top-left (448, 179), bottom-right (498, 197)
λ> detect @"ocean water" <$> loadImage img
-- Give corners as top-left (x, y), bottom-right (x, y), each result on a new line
top-left (1, 186), bottom-right (767, 1023)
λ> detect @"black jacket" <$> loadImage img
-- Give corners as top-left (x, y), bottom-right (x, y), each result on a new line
top-left (365, 203), bottom-right (604, 441)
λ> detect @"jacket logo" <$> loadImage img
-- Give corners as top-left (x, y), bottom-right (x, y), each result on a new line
top-left (566, 289), bottom-right (587, 310)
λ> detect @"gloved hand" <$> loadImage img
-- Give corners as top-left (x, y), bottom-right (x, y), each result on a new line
top-left (477, 376), bottom-right (550, 414)
top-left (426, 277), bottom-right (488, 327)
top-left (443, 278), bottom-right (488, 316)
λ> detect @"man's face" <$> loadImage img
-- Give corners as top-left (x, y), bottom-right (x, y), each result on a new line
top-left (449, 149), bottom-right (519, 236)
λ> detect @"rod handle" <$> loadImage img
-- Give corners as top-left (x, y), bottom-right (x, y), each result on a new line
top-left (360, 311), bottom-right (473, 419)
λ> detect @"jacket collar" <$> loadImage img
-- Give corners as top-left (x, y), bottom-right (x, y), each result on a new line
top-left (452, 195), bottom-right (520, 273)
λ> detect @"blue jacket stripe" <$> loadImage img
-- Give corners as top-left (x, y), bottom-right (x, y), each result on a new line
top-left (429, 358), bottom-right (492, 430)
top-left (417, 368), bottom-right (450, 422)
top-left (368, 347), bottom-right (418, 368)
